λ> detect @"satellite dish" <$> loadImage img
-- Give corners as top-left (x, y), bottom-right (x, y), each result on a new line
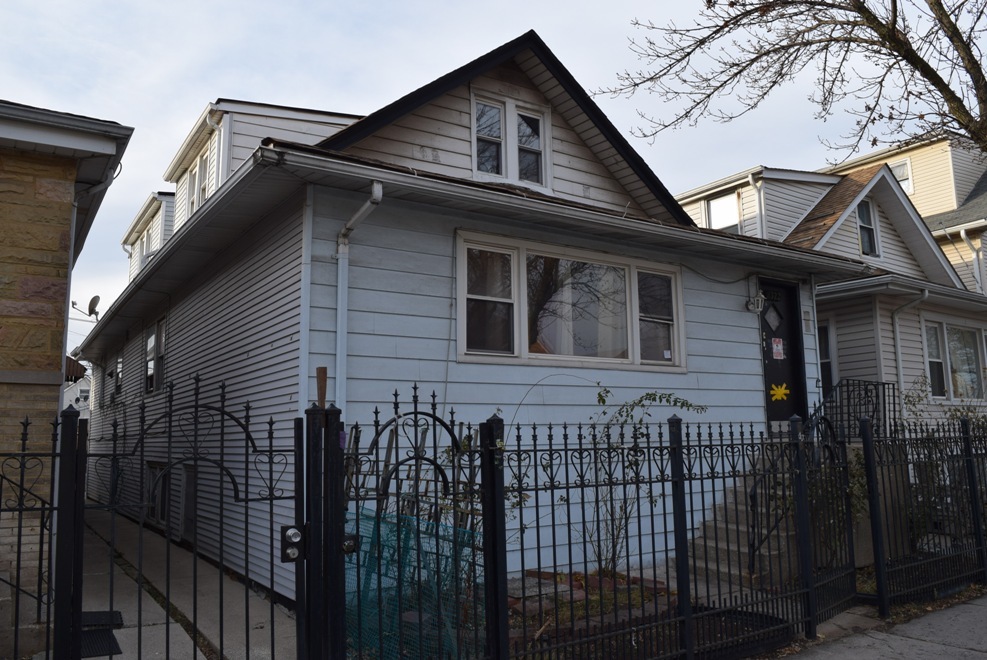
top-left (87, 295), bottom-right (100, 320)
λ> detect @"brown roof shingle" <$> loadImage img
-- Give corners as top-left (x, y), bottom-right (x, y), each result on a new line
top-left (785, 163), bottom-right (885, 249)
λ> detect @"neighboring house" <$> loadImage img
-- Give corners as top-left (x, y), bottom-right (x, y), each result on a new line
top-left (678, 156), bottom-right (987, 419)
top-left (78, 31), bottom-right (869, 597)
top-left (824, 138), bottom-right (987, 296)
top-left (62, 362), bottom-right (91, 422)
top-left (120, 99), bottom-right (360, 281)
top-left (0, 101), bottom-right (131, 431)
top-left (0, 100), bottom-right (130, 658)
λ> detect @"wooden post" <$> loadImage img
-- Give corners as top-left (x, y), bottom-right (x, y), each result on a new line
top-left (316, 367), bottom-right (328, 408)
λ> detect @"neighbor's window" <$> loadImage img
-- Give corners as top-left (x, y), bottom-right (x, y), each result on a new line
top-left (197, 153), bottom-right (209, 205)
top-left (857, 200), bottom-right (879, 256)
top-left (925, 321), bottom-right (984, 399)
top-left (889, 159), bottom-right (913, 194)
top-left (706, 192), bottom-right (741, 232)
top-left (462, 236), bottom-right (681, 366)
top-left (145, 318), bottom-right (166, 393)
top-left (187, 166), bottom-right (199, 216)
top-left (473, 96), bottom-right (548, 186)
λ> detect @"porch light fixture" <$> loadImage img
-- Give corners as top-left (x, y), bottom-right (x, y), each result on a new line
top-left (746, 289), bottom-right (766, 313)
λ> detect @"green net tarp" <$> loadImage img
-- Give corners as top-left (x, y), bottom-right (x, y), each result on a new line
top-left (344, 507), bottom-right (485, 658)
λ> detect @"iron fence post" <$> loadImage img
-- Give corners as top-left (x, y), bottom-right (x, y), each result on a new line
top-left (960, 418), bottom-right (987, 583)
top-left (324, 404), bottom-right (346, 659)
top-left (480, 414), bottom-right (508, 660)
top-left (860, 416), bottom-right (890, 618)
top-left (293, 417), bottom-right (308, 660)
top-left (669, 415), bottom-right (694, 660)
top-left (53, 406), bottom-right (81, 660)
top-left (789, 416), bottom-right (818, 639)
top-left (304, 404), bottom-right (326, 659)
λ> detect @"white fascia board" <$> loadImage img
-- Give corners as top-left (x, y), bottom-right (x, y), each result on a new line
top-left (676, 166), bottom-right (762, 202)
top-left (121, 193), bottom-right (170, 245)
top-left (760, 168), bottom-right (842, 185)
top-left (0, 116), bottom-right (119, 156)
top-left (162, 104), bottom-right (223, 181)
top-left (267, 147), bottom-right (871, 277)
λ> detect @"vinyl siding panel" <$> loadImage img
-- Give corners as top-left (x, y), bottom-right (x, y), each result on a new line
top-left (740, 185), bottom-right (759, 236)
top-left (897, 142), bottom-right (954, 216)
top-left (343, 66), bottom-right (645, 215)
top-left (307, 187), bottom-right (818, 428)
top-left (818, 201), bottom-right (925, 277)
top-left (821, 297), bottom-right (879, 381)
top-left (228, 113), bottom-right (347, 173)
top-left (937, 234), bottom-right (983, 292)
top-left (762, 180), bottom-right (829, 241)
top-left (950, 144), bottom-right (987, 206)
top-left (87, 197), bottom-right (306, 598)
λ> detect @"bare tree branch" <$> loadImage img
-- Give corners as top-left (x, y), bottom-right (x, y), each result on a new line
top-left (604, 1), bottom-right (987, 156)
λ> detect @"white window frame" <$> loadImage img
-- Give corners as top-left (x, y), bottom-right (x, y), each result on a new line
top-left (857, 199), bottom-right (880, 257)
top-left (922, 317), bottom-right (986, 400)
top-left (471, 93), bottom-right (552, 190)
top-left (817, 320), bottom-right (837, 397)
top-left (456, 232), bottom-right (686, 370)
top-left (196, 153), bottom-right (209, 207)
top-left (705, 191), bottom-right (741, 231)
top-left (889, 158), bottom-right (913, 194)
top-left (145, 318), bottom-right (166, 393)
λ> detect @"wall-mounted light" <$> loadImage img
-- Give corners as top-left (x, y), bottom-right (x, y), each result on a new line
top-left (746, 289), bottom-right (766, 313)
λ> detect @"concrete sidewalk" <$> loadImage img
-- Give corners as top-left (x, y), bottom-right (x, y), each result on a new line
top-left (790, 595), bottom-right (987, 658)
top-left (76, 510), bottom-right (296, 659)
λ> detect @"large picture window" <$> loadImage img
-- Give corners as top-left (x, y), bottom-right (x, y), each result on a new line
top-left (460, 235), bottom-right (682, 366)
top-left (925, 321), bottom-right (984, 399)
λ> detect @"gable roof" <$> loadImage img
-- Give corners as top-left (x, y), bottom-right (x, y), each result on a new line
top-left (785, 163), bottom-right (962, 287)
top-left (785, 164), bottom-right (885, 249)
top-left (317, 30), bottom-right (694, 227)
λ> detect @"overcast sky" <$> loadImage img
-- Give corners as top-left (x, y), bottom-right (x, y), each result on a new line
top-left (1, 1), bottom-right (859, 350)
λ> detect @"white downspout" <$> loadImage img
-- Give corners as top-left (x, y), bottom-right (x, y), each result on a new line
top-left (748, 172), bottom-right (765, 237)
top-left (334, 181), bottom-right (383, 412)
top-left (892, 289), bottom-right (928, 419)
top-left (959, 229), bottom-right (983, 293)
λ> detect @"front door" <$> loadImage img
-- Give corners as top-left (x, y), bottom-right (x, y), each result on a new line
top-left (759, 279), bottom-right (808, 423)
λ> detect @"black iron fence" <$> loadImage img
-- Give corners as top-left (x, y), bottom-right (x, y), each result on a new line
top-left (6, 382), bottom-right (987, 660)
top-left (860, 417), bottom-right (987, 616)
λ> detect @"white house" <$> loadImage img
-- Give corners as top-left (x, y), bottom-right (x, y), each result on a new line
top-left (78, 31), bottom-right (870, 596)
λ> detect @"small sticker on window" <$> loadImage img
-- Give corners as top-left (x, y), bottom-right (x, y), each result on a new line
top-left (664, 350), bottom-right (672, 360)
top-left (772, 338), bottom-right (785, 360)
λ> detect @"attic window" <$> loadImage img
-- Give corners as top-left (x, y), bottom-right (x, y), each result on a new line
top-left (473, 96), bottom-right (549, 187)
top-left (889, 159), bottom-right (912, 194)
top-left (857, 200), bottom-right (879, 256)
top-left (706, 192), bottom-right (740, 232)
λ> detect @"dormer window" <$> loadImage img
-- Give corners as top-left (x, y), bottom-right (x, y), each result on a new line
top-left (857, 200), bottom-right (879, 256)
top-left (473, 96), bottom-right (548, 187)
top-left (889, 158), bottom-right (912, 193)
top-left (187, 153), bottom-right (209, 217)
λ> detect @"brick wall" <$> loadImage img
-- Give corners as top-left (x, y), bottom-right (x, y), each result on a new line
top-left (0, 147), bottom-right (76, 439)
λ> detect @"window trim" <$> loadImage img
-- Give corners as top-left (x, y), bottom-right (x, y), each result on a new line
top-left (856, 199), bottom-right (880, 257)
top-left (923, 316), bottom-right (986, 400)
top-left (705, 190), bottom-right (741, 232)
top-left (471, 93), bottom-right (552, 190)
top-left (456, 232), bottom-right (686, 371)
top-left (145, 318), bottom-right (166, 393)
top-left (889, 158), bottom-right (913, 194)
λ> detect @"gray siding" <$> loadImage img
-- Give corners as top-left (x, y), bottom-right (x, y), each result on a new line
top-left (228, 113), bottom-right (346, 174)
top-left (307, 186), bottom-right (819, 427)
top-left (821, 298), bottom-right (879, 381)
top-left (88, 197), bottom-right (306, 598)
top-left (763, 180), bottom-right (829, 241)
top-left (343, 66), bottom-right (647, 216)
top-left (950, 144), bottom-right (987, 206)
top-left (818, 201), bottom-right (925, 277)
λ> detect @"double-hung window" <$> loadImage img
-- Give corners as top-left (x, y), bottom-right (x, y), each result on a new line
top-left (473, 96), bottom-right (548, 187)
top-left (857, 200), bottom-right (879, 256)
top-left (187, 153), bottom-right (209, 217)
top-left (925, 321), bottom-right (984, 399)
top-left (460, 235), bottom-right (682, 366)
top-left (145, 318), bottom-right (166, 393)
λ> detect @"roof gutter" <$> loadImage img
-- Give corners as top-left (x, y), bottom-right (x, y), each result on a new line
top-left (335, 180), bottom-right (383, 413)
top-left (263, 147), bottom-right (871, 278)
